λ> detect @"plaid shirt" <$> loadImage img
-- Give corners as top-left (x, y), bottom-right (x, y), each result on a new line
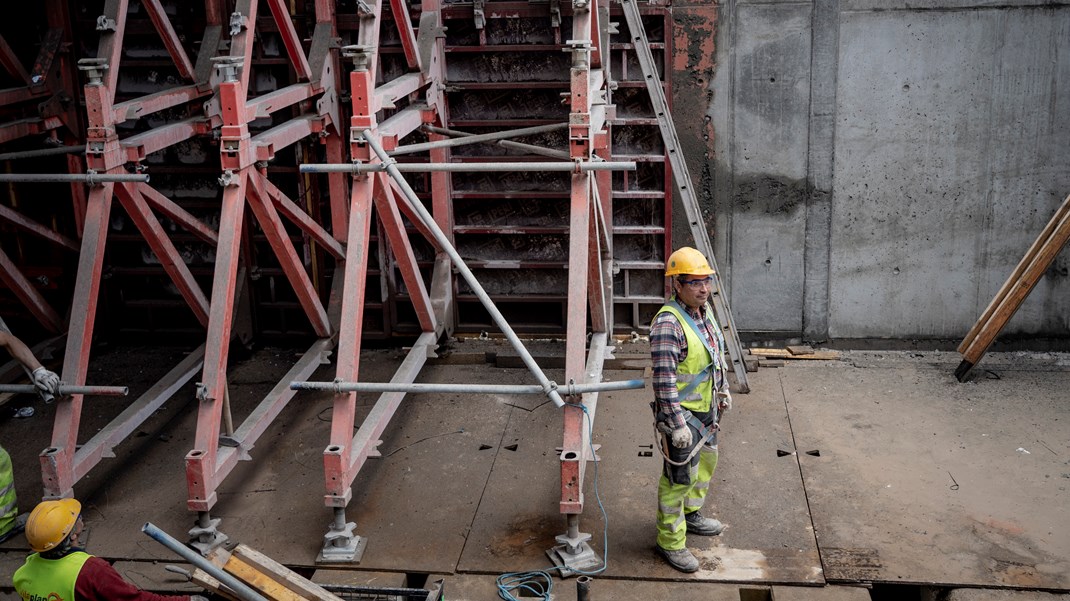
top-left (651, 299), bottom-right (726, 430)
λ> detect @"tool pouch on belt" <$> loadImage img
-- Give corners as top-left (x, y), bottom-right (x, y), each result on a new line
top-left (652, 403), bottom-right (718, 485)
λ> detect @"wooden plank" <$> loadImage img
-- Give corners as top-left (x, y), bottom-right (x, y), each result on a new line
top-left (759, 359), bottom-right (786, 368)
top-left (958, 192), bottom-right (1070, 354)
top-left (224, 554), bottom-right (307, 601)
top-left (787, 345), bottom-right (814, 356)
top-left (231, 544), bottom-right (345, 601)
top-left (191, 569), bottom-right (240, 601)
top-left (749, 349), bottom-right (840, 360)
top-left (961, 207), bottom-right (1070, 366)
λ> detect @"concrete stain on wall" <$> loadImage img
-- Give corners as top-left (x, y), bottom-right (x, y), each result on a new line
top-left (733, 174), bottom-right (810, 216)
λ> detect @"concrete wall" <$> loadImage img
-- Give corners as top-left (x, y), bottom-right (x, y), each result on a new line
top-left (674, 0), bottom-right (1070, 341)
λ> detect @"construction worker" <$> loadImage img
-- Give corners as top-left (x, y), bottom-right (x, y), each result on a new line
top-left (0, 331), bottom-right (61, 544)
top-left (650, 246), bottom-right (732, 573)
top-left (13, 499), bottom-right (208, 601)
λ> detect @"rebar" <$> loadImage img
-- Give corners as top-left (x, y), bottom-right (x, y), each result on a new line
top-left (0, 145), bottom-right (86, 161)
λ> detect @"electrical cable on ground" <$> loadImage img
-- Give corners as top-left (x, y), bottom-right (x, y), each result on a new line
top-left (496, 403), bottom-right (608, 601)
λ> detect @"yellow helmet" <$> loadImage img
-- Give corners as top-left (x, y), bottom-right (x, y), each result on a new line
top-left (25, 498), bottom-right (81, 553)
top-left (665, 247), bottom-right (715, 277)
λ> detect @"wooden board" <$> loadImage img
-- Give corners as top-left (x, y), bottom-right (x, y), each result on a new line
top-left (231, 544), bottom-right (344, 601)
top-left (749, 349), bottom-right (840, 360)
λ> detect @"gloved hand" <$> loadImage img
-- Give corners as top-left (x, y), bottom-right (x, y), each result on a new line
top-left (717, 390), bottom-right (732, 413)
top-left (32, 367), bottom-right (60, 395)
top-left (189, 595), bottom-right (209, 601)
top-left (670, 426), bottom-right (692, 449)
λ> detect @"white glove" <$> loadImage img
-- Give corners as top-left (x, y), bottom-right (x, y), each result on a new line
top-left (189, 596), bottom-right (209, 601)
top-left (717, 391), bottom-right (732, 413)
top-left (670, 426), bottom-right (692, 449)
top-left (32, 367), bottom-right (60, 394)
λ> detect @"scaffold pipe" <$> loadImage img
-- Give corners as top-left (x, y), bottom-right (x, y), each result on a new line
top-left (0, 384), bottom-right (129, 396)
top-left (290, 379), bottom-right (645, 395)
top-left (141, 522), bottom-right (269, 601)
top-left (299, 161), bottom-right (635, 174)
top-left (0, 173), bottom-right (148, 184)
top-left (361, 129), bottom-right (569, 408)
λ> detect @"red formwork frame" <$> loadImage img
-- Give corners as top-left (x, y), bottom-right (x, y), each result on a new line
top-left (184, 0), bottom-right (351, 549)
top-left (0, 0), bottom-right (85, 334)
top-left (314, 0), bottom-right (616, 569)
top-left (38, 0), bottom-right (352, 545)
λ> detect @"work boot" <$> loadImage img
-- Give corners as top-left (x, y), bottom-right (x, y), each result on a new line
top-left (656, 546), bottom-right (700, 573)
top-left (684, 511), bottom-right (724, 536)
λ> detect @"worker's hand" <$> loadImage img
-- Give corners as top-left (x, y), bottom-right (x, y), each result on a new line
top-left (31, 367), bottom-right (60, 394)
top-left (670, 426), bottom-right (692, 449)
top-left (189, 596), bottom-right (209, 601)
top-left (717, 390), bottom-right (732, 413)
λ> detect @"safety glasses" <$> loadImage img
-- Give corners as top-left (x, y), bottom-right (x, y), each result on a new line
top-left (679, 277), bottom-right (713, 289)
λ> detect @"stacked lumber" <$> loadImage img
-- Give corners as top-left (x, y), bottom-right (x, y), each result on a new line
top-left (743, 346), bottom-right (841, 370)
top-left (193, 545), bottom-right (344, 601)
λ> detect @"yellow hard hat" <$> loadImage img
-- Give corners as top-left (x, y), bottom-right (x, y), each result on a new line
top-left (25, 499), bottom-right (81, 553)
top-left (665, 247), bottom-right (715, 277)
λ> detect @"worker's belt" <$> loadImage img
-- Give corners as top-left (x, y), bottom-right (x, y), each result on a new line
top-left (652, 403), bottom-right (718, 467)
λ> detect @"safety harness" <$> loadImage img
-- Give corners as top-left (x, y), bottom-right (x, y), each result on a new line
top-left (652, 300), bottom-right (727, 466)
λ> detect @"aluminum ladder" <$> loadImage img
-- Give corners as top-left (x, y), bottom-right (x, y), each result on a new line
top-left (619, 0), bottom-right (749, 392)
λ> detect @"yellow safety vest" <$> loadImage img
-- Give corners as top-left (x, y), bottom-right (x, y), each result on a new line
top-left (0, 446), bottom-right (16, 536)
top-left (14, 551), bottom-right (92, 601)
top-left (654, 303), bottom-right (718, 414)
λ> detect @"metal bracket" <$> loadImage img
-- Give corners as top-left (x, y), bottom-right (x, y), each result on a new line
top-left (546, 533), bottom-right (602, 578)
top-left (188, 517), bottom-right (229, 556)
top-left (355, 0), bottom-right (375, 17)
top-left (565, 40), bottom-right (592, 69)
top-left (212, 56), bottom-right (244, 83)
top-left (317, 520), bottom-right (367, 563)
top-left (341, 45), bottom-right (373, 72)
top-left (95, 15), bottom-right (118, 32)
top-left (218, 170), bottom-right (239, 187)
top-left (77, 59), bottom-right (109, 86)
top-left (550, 0), bottom-right (562, 28)
top-left (229, 11), bottom-right (247, 36)
top-left (473, 0), bottom-right (486, 30)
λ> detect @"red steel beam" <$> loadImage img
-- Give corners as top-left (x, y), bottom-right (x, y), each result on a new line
top-left (140, 0), bottom-right (196, 81)
top-left (0, 204), bottom-right (79, 252)
top-left (389, 0), bottom-right (422, 72)
top-left (373, 174), bottom-right (436, 332)
top-left (246, 171), bottom-right (331, 336)
top-left (265, 0), bottom-right (314, 82)
top-left (0, 248), bottom-right (63, 333)
top-left (43, 183), bottom-right (115, 498)
top-left (261, 176), bottom-right (345, 260)
top-left (0, 35), bottom-right (30, 84)
top-left (186, 170), bottom-right (247, 511)
top-left (137, 183), bottom-right (219, 246)
top-left (114, 182), bottom-right (211, 327)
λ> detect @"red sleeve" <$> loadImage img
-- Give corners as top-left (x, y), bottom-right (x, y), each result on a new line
top-left (75, 556), bottom-right (191, 601)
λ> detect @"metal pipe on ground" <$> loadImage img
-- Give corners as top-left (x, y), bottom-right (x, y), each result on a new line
top-left (290, 379), bottom-right (645, 395)
top-left (362, 129), bottom-right (568, 408)
top-left (300, 161), bottom-right (635, 174)
top-left (141, 522), bottom-right (270, 601)
top-left (577, 576), bottom-right (592, 601)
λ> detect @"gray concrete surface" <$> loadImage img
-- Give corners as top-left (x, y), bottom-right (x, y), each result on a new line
top-left (693, 0), bottom-right (1070, 340)
top-left (1, 344), bottom-right (1068, 599)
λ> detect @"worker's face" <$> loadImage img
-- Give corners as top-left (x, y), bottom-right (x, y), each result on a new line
top-left (69, 515), bottom-right (87, 549)
top-left (674, 274), bottom-right (713, 310)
